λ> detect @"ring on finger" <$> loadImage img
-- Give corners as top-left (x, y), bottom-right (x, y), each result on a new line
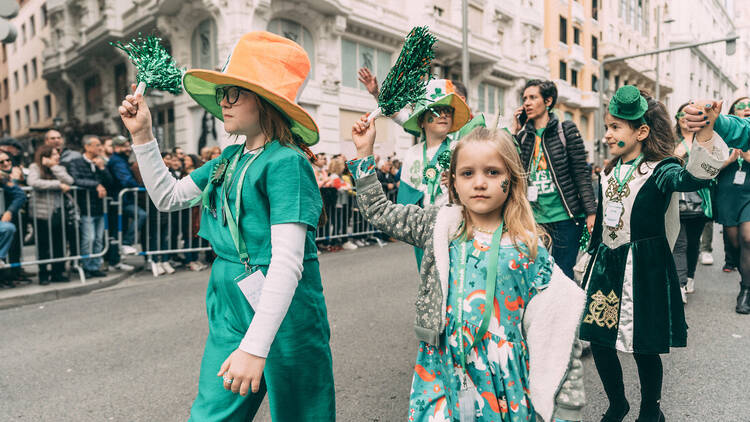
top-left (223, 375), bottom-right (233, 384)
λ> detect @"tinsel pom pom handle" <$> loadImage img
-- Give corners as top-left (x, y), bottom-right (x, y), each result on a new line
top-left (135, 81), bottom-right (147, 97)
top-left (366, 107), bottom-right (383, 124)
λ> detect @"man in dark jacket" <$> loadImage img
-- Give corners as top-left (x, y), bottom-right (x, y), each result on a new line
top-left (513, 80), bottom-right (597, 278)
top-left (0, 151), bottom-right (27, 286)
top-left (106, 136), bottom-right (145, 256)
top-left (66, 135), bottom-right (114, 278)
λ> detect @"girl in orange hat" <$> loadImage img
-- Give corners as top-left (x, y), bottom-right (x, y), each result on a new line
top-left (118, 31), bottom-right (334, 421)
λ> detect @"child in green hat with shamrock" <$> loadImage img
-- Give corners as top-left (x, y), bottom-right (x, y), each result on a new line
top-left (580, 86), bottom-right (727, 422)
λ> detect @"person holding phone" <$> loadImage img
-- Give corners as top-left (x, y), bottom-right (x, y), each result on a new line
top-left (512, 79), bottom-right (596, 279)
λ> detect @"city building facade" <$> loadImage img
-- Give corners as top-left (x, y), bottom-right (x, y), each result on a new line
top-left (666, 0), bottom-right (738, 116)
top-left (42, 0), bottom-right (551, 157)
top-left (7, 0), bottom-right (55, 139)
top-left (544, 0), bottom-right (602, 161)
top-left (0, 42), bottom-right (9, 136)
top-left (730, 0), bottom-right (749, 98)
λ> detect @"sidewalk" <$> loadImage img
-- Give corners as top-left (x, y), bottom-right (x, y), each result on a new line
top-left (0, 257), bottom-right (144, 310)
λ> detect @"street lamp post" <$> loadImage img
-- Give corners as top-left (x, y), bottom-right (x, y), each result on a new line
top-left (461, 0), bottom-right (469, 86)
top-left (595, 34), bottom-right (739, 165)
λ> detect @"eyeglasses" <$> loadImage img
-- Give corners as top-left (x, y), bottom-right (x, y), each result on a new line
top-left (675, 112), bottom-right (686, 119)
top-left (735, 102), bottom-right (750, 110)
top-left (428, 105), bottom-right (455, 117)
top-left (215, 86), bottom-right (250, 106)
top-left (0, 159), bottom-right (10, 164)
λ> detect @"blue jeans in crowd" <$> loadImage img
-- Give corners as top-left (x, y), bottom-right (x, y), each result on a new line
top-left (121, 204), bottom-right (146, 246)
top-left (542, 217), bottom-right (585, 280)
top-left (0, 221), bottom-right (16, 260)
top-left (80, 215), bottom-right (105, 272)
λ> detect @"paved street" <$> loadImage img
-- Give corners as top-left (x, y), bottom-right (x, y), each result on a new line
top-left (1, 236), bottom-right (749, 421)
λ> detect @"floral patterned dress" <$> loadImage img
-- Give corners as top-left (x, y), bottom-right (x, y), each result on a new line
top-left (408, 232), bottom-right (553, 422)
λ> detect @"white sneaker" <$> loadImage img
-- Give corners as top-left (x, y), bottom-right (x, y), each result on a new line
top-left (342, 240), bottom-right (358, 250)
top-left (354, 239), bottom-right (367, 247)
top-left (121, 245), bottom-right (138, 255)
top-left (700, 252), bottom-right (714, 265)
top-left (114, 262), bottom-right (134, 271)
top-left (161, 261), bottom-right (176, 274)
top-left (151, 261), bottom-right (165, 277)
top-left (680, 286), bottom-right (688, 304)
top-left (686, 277), bottom-right (695, 294)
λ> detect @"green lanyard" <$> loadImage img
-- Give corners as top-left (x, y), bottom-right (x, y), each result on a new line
top-left (613, 153), bottom-right (644, 194)
top-left (738, 153), bottom-right (744, 169)
top-left (422, 138), bottom-right (449, 204)
top-left (223, 147), bottom-right (263, 268)
top-left (454, 221), bottom-right (503, 384)
top-left (681, 139), bottom-right (690, 158)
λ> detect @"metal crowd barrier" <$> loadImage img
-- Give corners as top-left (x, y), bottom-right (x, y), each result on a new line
top-left (0, 186), bottom-right (110, 282)
top-left (315, 188), bottom-right (398, 245)
top-left (116, 188), bottom-right (211, 263)
top-left (0, 184), bottom-right (400, 283)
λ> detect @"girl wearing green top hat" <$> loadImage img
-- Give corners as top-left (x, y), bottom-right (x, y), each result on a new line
top-left (118, 31), bottom-right (334, 421)
top-left (579, 86), bottom-right (728, 422)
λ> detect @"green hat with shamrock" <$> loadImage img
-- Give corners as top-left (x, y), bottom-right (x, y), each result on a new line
top-left (402, 79), bottom-right (471, 137)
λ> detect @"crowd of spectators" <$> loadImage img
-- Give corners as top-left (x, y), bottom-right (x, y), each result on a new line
top-left (313, 151), bottom-right (401, 251)
top-left (0, 130), bottom-right (212, 288)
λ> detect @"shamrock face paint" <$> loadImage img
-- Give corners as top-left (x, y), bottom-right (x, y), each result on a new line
top-left (427, 115), bottom-right (434, 123)
top-left (617, 141), bottom-right (626, 148)
top-left (501, 178), bottom-right (509, 194)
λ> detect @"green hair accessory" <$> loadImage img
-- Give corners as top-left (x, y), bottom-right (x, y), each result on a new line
top-left (609, 85), bottom-right (647, 123)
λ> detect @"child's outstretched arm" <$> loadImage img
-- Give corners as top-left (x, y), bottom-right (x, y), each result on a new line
top-left (654, 130), bottom-right (729, 193)
top-left (684, 99), bottom-right (750, 150)
top-left (348, 116), bottom-right (433, 249)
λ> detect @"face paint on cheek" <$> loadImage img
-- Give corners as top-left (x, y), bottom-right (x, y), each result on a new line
top-left (427, 116), bottom-right (434, 123)
top-left (501, 179), bottom-right (509, 194)
top-left (617, 141), bottom-right (626, 148)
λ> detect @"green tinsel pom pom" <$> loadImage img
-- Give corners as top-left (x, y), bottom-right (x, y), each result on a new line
top-left (437, 150), bottom-right (452, 170)
top-left (111, 34), bottom-right (184, 95)
top-left (377, 26), bottom-right (436, 116)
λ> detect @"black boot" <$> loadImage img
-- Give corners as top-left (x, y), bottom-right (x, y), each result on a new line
top-left (737, 286), bottom-right (750, 314)
top-left (635, 408), bottom-right (665, 422)
top-left (600, 401), bottom-right (630, 422)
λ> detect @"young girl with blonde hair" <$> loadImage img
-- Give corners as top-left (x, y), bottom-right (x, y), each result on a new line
top-left (348, 117), bottom-right (586, 421)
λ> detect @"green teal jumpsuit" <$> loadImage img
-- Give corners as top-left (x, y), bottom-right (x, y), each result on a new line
top-left (187, 141), bottom-right (335, 421)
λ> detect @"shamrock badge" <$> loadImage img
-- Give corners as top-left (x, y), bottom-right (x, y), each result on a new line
top-left (210, 157), bottom-right (229, 186)
top-left (429, 87), bottom-right (444, 100)
top-left (423, 165), bottom-right (439, 183)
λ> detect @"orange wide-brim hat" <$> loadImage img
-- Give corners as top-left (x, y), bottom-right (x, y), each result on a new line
top-left (183, 31), bottom-right (319, 145)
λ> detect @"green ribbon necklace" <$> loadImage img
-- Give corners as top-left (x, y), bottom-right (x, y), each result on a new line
top-left (194, 146), bottom-right (264, 268)
top-left (454, 221), bottom-right (503, 385)
top-left (613, 153), bottom-right (644, 194)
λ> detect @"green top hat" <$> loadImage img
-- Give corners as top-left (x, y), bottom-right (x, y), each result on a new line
top-left (609, 85), bottom-right (648, 122)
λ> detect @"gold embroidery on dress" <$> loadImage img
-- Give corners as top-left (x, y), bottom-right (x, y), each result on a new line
top-left (583, 290), bottom-right (620, 329)
top-left (604, 171), bottom-right (635, 241)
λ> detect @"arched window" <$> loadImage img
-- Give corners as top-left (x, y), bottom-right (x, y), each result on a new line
top-left (191, 19), bottom-right (218, 69)
top-left (267, 18), bottom-right (315, 79)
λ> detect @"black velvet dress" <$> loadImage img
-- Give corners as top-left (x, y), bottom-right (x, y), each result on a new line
top-left (580, 157), bottom-right (711, 354)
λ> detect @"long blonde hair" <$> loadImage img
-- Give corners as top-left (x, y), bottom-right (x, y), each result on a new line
top-left (447, 128), bottom-right (548, 259)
